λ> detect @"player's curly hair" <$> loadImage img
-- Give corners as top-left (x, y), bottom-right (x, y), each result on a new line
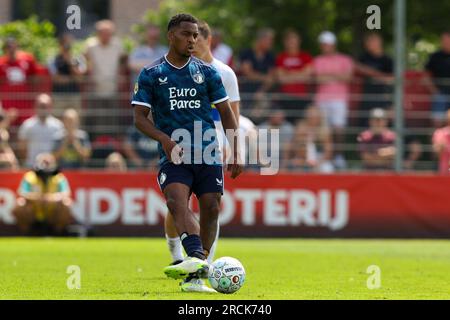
top-left (167, 13), bottom-right (198, 31)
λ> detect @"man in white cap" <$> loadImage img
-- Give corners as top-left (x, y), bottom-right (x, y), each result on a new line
top-left (277, 31), bottom-right (354, 169)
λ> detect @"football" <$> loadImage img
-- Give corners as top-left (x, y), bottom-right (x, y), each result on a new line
top-left (208, 257), bottom-right (246, 294)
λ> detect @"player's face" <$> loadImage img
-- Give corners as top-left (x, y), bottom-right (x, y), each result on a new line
top-left (320, 43), bottom-right (335, 54)
top-left (370, 117), bottom-right (387, 132)
top-left (365, 35), bottom-right (383, 55)
top-left (169, 22), bottom-right (199, 58)
top-left (284, 33), bottom-right (300, 51)
top-left (441, 33), bottom-right (450, 53)
top-left (193, 34), bottom-right (209, 58)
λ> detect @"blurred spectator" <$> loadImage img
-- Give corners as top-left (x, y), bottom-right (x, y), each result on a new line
top-left (275, 29), bottom-right (313, 124)
top-left (357, 32), bottom-right (394, 127)
top-left (294, 31), bottom-right (354, 169)
top-left (425, 31), bottom-right (450, 128)
top-left (53, 108), bottom-right (91, 169)
top-left (123, 125), bottom-right (159, 169)
top-left (106, 152), bottom-right (127, 172)
top-left (48, 33), bottom-right (85, 118)
top-left (235, 115), bottom-right (258, 166)
top-left (12, 153), bottom-right (73, 235)
top-left (432, 109), bottom-right (450, 175)
top-left (0, 37), bottom-right (38, 124)
top-left (357, 108), bottom-right (396, 170)
top-left (239, 28), bottom-right (276, 122)
top-left (0, 107), bottom-right (19, 170)
top-left (283, 106), bottom-right (333, 173)
top-left (128, 24), bottom-right (168, 84)
top-left (18, 94), bottom-right (63, 167)
top-left (0, 101), bottom-right (18, 130)
top-left (211, 29), bottom-right (233, 66)
top-left (259, 110), bottom-right (294, 156)
top-left (84, 20), bottom-right (125, 138)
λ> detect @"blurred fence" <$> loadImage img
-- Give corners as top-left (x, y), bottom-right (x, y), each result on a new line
top-left (0, 72), bottom-right (447, 173)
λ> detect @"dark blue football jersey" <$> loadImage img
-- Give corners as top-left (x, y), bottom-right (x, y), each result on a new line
top-left (131, 55), bottom-right (229, 167)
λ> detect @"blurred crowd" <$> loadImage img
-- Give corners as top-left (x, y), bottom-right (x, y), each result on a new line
top-left (1, 19), bottom-right (450, 174)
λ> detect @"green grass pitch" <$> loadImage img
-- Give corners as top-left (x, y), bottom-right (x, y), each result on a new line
top-left (0, 238), bottom-right (449, 300)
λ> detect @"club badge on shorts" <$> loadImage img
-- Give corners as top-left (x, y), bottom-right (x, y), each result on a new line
top-left (159, 172), bottom-right (167, 185)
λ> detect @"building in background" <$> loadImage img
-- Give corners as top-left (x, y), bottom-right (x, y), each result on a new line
top-left (0, 0), bottom-right (160, 37)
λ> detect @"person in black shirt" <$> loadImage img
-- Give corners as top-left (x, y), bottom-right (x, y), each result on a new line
top-left (238, 28), bottom-right (276, 123)
top-left (357, 32), bottom-right (393, 127)
top-left (49, 34), bottom-right (85, 118)
top-left (425, 31), bottom-right (450, 128)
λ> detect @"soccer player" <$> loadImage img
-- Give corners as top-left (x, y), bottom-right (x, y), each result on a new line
top-left (132, 14), bottom-right (242, 291)
top-left (163, 20), bottom-right (241, 292)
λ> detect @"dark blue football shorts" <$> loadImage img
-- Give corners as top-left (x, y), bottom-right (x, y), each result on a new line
top-left (157, 163), bottom-right (224, 197)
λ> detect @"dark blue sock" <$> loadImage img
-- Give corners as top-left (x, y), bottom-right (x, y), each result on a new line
top-left (180, 233), bottom-right (205, 260)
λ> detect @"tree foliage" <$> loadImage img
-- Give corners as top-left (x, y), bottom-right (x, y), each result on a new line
top-left (0, 16), bottom-right (58, 64)
top-left (135, 0), bottom-right (447, 67)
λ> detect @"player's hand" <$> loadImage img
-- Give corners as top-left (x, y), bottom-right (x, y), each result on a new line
top-left (227, 160), bottom-right (243, 179)
top-left (162, 138), bottom-right (184, 165)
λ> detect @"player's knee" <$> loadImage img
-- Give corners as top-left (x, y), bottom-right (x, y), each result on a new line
top-left (204, 202), bottom-right (220, 219)
top-left (166, 198), bottom-right (184, 216)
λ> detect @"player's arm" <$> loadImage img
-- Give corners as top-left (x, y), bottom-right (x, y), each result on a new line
top-left (215, 100), bottom-right (243, 178)
top-left (133, 106), bottom-right (182, 164)
top-left (230, 101), bottom-right (240, 125)
top-left (278, 64), bottom-right (313, 84)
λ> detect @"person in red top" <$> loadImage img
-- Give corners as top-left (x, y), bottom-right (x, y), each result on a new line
top-left (275, 29), bottom-right (313, 123)
top-left (0, 37), bottom-right (38, 125)
top-left (432, 109), bottom-right (450, 175)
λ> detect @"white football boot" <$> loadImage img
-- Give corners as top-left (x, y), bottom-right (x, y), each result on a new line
top-left (180, 276), bottom-right (217, 293)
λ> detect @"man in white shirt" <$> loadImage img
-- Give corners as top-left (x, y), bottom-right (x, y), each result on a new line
top-left (18, 94), bottom-right (64, 167)
top-left (84, 20), bottom-right (125, 138)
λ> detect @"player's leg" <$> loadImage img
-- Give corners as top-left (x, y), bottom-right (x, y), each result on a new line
top-left (198, 192), bottom-right (221, 256)
top-left (46, 198), bottom-right (74, 235)
top-left (162, 182), bottom-right (208, 280)
top-left (191, 164), bottom-right (224, 260)
top-left (164, 210), bottom-right (185, 264)
top-left (206, 218), bottom-right (220, 264)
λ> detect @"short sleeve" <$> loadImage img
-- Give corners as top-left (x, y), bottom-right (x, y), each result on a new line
top-left (58, 175), bottom-right (71, 194)
top-left (345, 56), bottom-right (354, 73)
top-left (222, 68), bottom-right (240, 102)
top-left (18, 177), bottom-right (32, 195)
top-left (52, 137), bottom-right (63, 151)
top-left (207, 68), bottom-right (229, 105)
top-left (81, 131), bottom-right (91, 149)
top-left (18, 122), bottom-right (30, 140)
top-left (432, 129), bottom-right (443, 145)
top-left (131, 69), bottom-right (153, 109)
top-left (357, 132), bottom-right (369, 153)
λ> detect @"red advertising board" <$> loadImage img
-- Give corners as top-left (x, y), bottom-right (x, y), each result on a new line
top-left (0, 171), bottom-right (449, 237)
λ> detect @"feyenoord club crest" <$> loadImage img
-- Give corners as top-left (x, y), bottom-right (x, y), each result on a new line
top-left (192, 71), bottom-right (204, 84)
top-left (159, 172), bottom-right (167, 185)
